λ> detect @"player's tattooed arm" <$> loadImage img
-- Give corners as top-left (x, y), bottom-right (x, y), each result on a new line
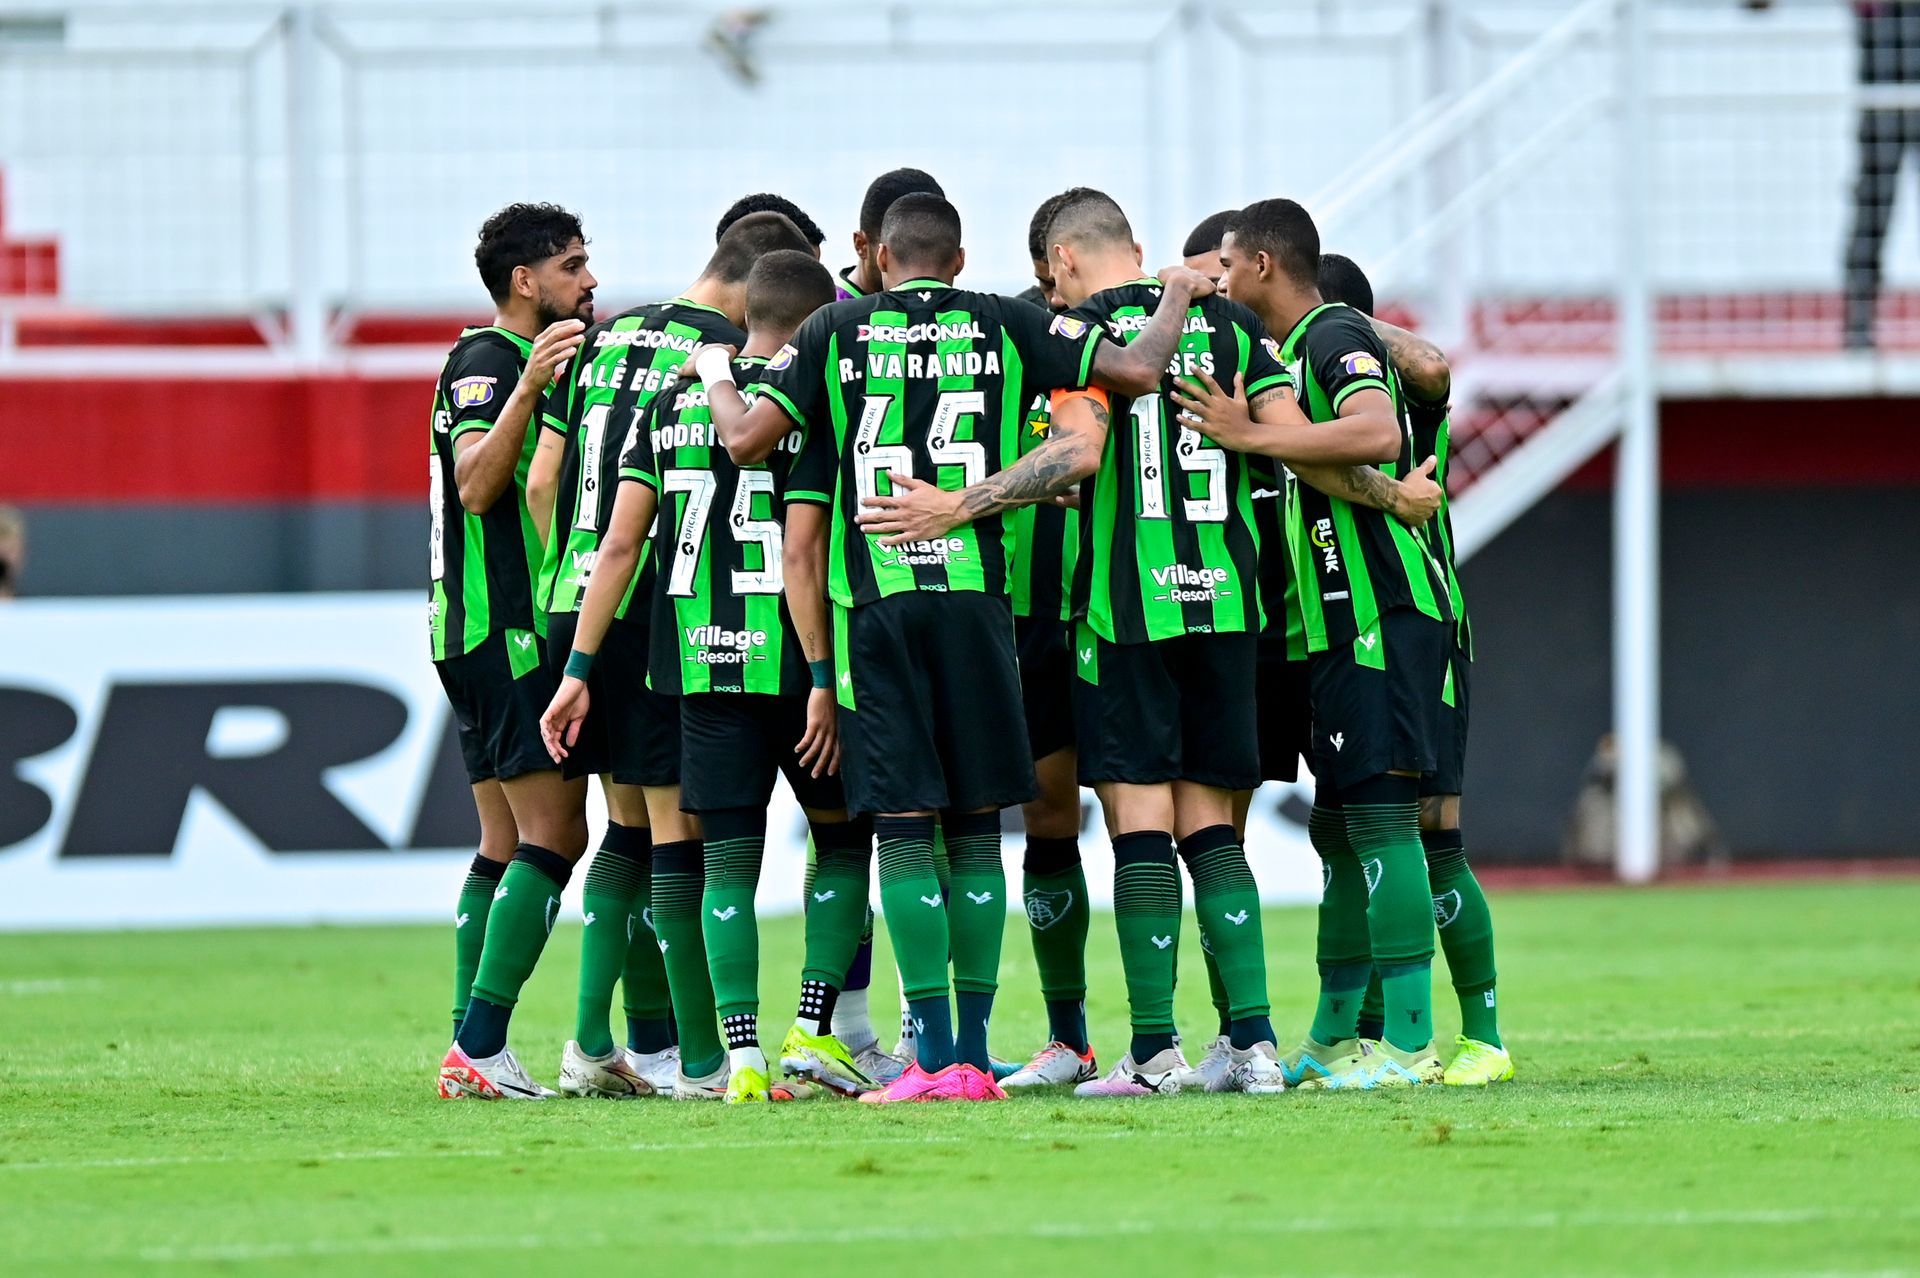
top-left (455, 320), bottom-right (586, 513)
top-left (1173, 372), bottom-right (1398, 465)
top-left (855, 396), bottom-right (1109, 546)
top-left (1291, 456), bottom-right (1442, 525)
top-left (1370, 317), bottom-right (1451, 405)
top-left (1087, 266), bottom-right (1217, 396)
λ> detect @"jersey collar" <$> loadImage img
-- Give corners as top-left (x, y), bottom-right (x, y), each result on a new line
top-left (891, 277), bottom-right (952, 292)
top-left (836, 266), bottom-right (866, 299)
top-left (665, 295), bottom-right (730, 319)
top-left (1279, 301), bottom-right (1342, 357)
top-left (464, 325), bottom-right (533, 355)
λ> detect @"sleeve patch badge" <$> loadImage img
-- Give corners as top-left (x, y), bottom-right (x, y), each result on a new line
top-left (1049, 314), bottom-right (1089, 340)
top-left (1261, 337), bottom-right (1282, 362)
top-left (766, 344), bottom-right (797, 371)
top-left (450, 375), bottom-right (497, 407)
top-left (1340, 351), bottom-right (1384, 378)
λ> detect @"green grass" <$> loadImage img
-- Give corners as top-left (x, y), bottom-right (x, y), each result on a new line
top-left (3, 880), bottom-right (1919, 1276)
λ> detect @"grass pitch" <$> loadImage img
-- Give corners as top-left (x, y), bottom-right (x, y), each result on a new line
top-left (3, 879), bottom-right (1918, 1275)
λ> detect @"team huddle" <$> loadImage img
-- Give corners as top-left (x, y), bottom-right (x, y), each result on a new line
top-left (429, 166), bottom-right (1513, 1105)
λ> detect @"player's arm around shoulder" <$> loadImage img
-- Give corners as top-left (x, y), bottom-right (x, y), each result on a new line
top-left (854, 388), bottom-right (1109, 547)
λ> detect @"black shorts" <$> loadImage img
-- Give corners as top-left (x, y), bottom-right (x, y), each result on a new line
top-left (1255, 656), bottom-right (1314, 784)
top-left (1423, 643), bottom-right (1471, 798)
top-left (435, 627), bottom-right (559, 784)
top-left (545, 612), bottom-right (680, 787)
top-left (1015, 613), bottom-right (1075, 763)
top-left (1307, 607), bottom-right (1450, 790)
top-left (679, 692), bottom-right (848, 813)
top-left (1073, 625), bottom-right (1261, 791)
top-left (834, 591), bottom-right (1036, 816)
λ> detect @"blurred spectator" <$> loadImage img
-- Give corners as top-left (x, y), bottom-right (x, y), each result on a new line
top-left (0, 505), bottom-right (23, 599)
top-left (1563, 734), bottom-right (1727, 871)
top-left (1844, 3), bottom-right (1920, 349)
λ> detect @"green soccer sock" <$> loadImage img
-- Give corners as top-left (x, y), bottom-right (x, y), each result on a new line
top-left (620, 841), bottom-right (674, 1054)
top-left (1178, 824), bottom-right (1272, 1048)
top-left (1203, 940), bottom-right (1231, 1039)
top-left (876, 815), bottom-right (953, 1071)
top-left (944, 810), bottom-right (1004, 1069)
top-left (1426, 827), bottom-right (1502, 1048)
top-left (1022, 835), bottom-right (1089, 1053)
top-left (452, 853), bottom-right (506, 1036)
top-left (1356, 968), bottom-right (1386, 1042)
top-left (459, 844), bottom-right (574, 1058)
top-left (1345, 775), bottom-right (1435, 1052)
top-left (572, 823), bottom-right (649, 1058)
top-left (932, 823), bottom-right (953, 900)
top-left (651, 839), bottom-right (724, 1078)
top-left (699, 809), bottom-right (765, 1050)
top-left (1112, 830), bottom-right (1181, 1060)
top-left (1308, 800), bottom-right (1372, 1045)
top-left (799, 817), bottom-right (872, 1032)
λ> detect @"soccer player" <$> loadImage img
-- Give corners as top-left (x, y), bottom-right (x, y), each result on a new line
top-left (1000, 192), bottom-right (1098, 1089)
top-left (434, 203), bottom-right (595, 1100)
top-left (1169, 214), bottom-right (1445, 1089)
top-left (834, 167), bottom-right (945, 301)
top-left (543, 251), bottom-right (872, 1103)
top-left (693, 192), bottom-right (1201, 1102)
top-left (1315, 252), bottom-right (1510, 1085)
top-left (529, 210), bottom-right (814, 1100)
top-left (716, 193), bottom-right (827, 259)
top-left (1173, 199), bottom-right (1457, 1088)
top-left (859, 188), bottom-right (1306, 1096)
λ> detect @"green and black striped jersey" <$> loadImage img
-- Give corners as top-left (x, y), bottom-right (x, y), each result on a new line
top-left (428, 326), bottom-right (544, 661)
top-left (1007, 393), bottom-right (1078, 622)
top-left (751, 279), bottom-right (1103, 609)
top-left (1279, 302), bottom-right (1453, 658)
top-left (539, 298), bottom-right (746, 622)
top-left (1248, 455), bottom-right (1307, 662)
top-left (1068, 282), bottom-right (1291, 644)
top-left (618, 356), bottom-right (831, 696)
top-left (1410, 398), bottom-right (1472, 658)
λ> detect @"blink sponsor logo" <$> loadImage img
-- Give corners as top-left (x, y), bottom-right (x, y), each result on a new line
top-left (1310, 517), bottom-right (1341, 577)
top-left (1150, 562), bottom-right (1228, 603)
top-left (685, 624), bottom-right (768, 664)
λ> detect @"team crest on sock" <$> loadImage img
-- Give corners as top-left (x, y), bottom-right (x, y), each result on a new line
top-left (1025, 888), bottom-right (1073, 930)
top-left (1432, 889), bottom-right (1463, 928)
top-left (1362, 858), bottom-right (1384, 896)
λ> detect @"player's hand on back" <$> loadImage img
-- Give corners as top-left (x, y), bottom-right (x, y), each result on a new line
top-left (1171, 369), bottom-right (1258, 451)
top-left (796, 686), bottom-right (840, 778)
top-left (524, 319), bottom-right (587, 389)
top-left (1156, 264), bottom-right (1217, 299)
top-left (680, 343), bottom-right (740, 383)
top-left (539, 676), bottom-right (591, 764)
top-left (857, 471), bottom-right (965, 546)
top-left (1394, 456), bottom-right (1443, 526)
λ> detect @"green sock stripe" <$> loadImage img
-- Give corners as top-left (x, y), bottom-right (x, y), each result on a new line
top-left (877, 836), bottom-right (936, 884)
top-left (460, 870), bottom-right (500, 896)
top-left (1182, 844), bottom-right (1258, 893)
top-left (581, 852), bottom-right (644, 900)
top-left (1113, 862), bottom-right (1182, 912)
top-left (652, 871), bottom-right (703, 916)
top-left (703, 837), bottom-right (764, 889)
top-left (1307, 806), bottom-right (1351, 857)
top-left (945, 834), bottom-right (1001, 873)
top-left (1426, 848), bottom-right (1469, 879)
top-left (1345, 802), bottom-right (1422, 847)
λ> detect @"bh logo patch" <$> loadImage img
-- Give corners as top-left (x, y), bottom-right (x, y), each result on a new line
top-left (451, 375), bottom-right (496, 408)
